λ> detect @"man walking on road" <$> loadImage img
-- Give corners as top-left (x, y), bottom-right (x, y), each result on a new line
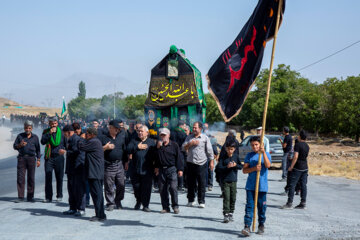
top-left (41, 117), bottom-right (66, 203)
top-left (127, 125), bottom-right (156, 212)
top-left (282, 130), bottom-right (310, 210)
top-left (62, 125), bottom-right (86, 217)
top-left (101, 120), bottom-right (128, 211)
top-left (13, 120), bottom-right (41, 203)
top-left (155, 128), bottom-right (184, 214)
top-left (78, 127), bottom-right (106, 222)
top-left (280, 126), bottom-right (292, 181)
top-left (182, 122), bottom-right (214, 208)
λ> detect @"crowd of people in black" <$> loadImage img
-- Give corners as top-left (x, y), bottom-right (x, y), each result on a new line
top-left (11, 116), bottom-right (310, 236)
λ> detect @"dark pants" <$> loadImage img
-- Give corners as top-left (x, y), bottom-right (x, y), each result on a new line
top-left (44, 155), bottom-right (65, 200)
top-left (281, 152), bottom-right (290, 179)
top-left (285, 163), bottom-right (301, 193)
top-left (131, 172), bottom-right (153, 208)
top-left (244, 190), bottom-right (267, 227)
top-left (88, 179), bottom-right (106, 219)
top-left (158, 167), bottom-right (178, 210)
top-left (207, 163), bottom-right (213, 187)
top-left (187, 162), bottom-right (207, 204)
top-left (85, 181), bottom-right (90, 205)
top-left (67, 170), bottom-right (86, 211)
top-left (287, 169), bottom-right (308, 204)
top-left (104, 161), bottom-right (125, 206)
top-left (17, 156), bottom-right (36, 200)
top-left (223, 182), bottom-right (237, 214)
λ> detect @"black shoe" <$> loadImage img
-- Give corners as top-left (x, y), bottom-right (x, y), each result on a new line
top-left (295, 190), bottom-right (300, 195)
top-left (281, 202), bottom-right (293, 209)
top-left (115, 202), bottom-right (123, 210)
top-left (27, 198), bottom-right (35, 203)
top-left (257, 224), bottom-right (265, 235)
top-left (43, 199), bottom-right (51, 203)
top-left (295, 202), bottom-right (306, 209)
top-left (143, 207), bottom-right (151, 212)
top-left (63, 209), bottom-right (76, 215)
top-left (89, 216), bottom-right (106, 222)
top-left (14, 198), bottom-right (25, 203)
top-left (241, 225), bottom-right (251, 237)
top-left (105, 205), bottom-right (114, 211)
top-left (134, 202), bottom-right (141, 210)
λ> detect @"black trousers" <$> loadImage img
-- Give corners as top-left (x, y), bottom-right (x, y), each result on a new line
top-left (44, 155), bottom-right (64, 200)
top-left (67, 169), bottom-right (86, 211)
top-left (158, 167), bottom-right (178, 210)
top-left (104, 161), bottom-right (125, 206)
top-left (131, 172), bottom-right (153, 208)
top-left (187, 162), bottom-right (207, 204)
top-left (287, 169), bottom-right (308, 204)
top-left (17, 156), bottom-right (36, 200)
top-left (88, 179), bottom-right (106, 219)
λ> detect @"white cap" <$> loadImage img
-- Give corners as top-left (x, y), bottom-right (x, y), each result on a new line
top-left (256, 126), bottom-right (263, 130)
top-left (159, 128), bottom-right (170, 135)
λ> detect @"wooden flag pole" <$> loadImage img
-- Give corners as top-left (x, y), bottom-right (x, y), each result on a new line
top-left (252, 0), bottom-right (283, 232)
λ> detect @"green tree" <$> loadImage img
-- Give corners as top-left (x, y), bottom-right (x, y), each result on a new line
top-left (78, 81), bottom-right (86, 98)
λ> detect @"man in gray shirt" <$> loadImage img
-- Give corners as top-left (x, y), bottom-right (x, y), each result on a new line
top-left (182, 122), bottom-right (214, 208)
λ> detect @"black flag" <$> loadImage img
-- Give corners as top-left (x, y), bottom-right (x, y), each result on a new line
top-left (207, 0), bottom-right (285, 122)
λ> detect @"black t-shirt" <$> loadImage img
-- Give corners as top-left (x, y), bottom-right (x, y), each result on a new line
top-left (294, 141), bottom-right (309, 170)
top-left (283, 134), bottom-right (292, 153)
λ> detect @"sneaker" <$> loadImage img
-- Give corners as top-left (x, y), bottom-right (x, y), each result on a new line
top-left (187, 201), bottom-right (196, 207)
top-left (241, 225), bottom-right (251, 237)
top-left (143, 207), bottom-right (151, 212)
top-left (43, 199), bottom-right (51, 203)
top-left (173, 208), bottom-right (179, 214)
top-left (208, 186), bottom-right (213, 191)
top-left (63, 209), bottom-right (76, 215)
top-left (74, 210), bottom-right (85, 217)
top-left (27, 198), bottom-right (35, 203)
top-left (229, 213), bottom-right (234, 222)
top-left (257, 224), bottom-right (265, 235)
top-left (223, 214), bottom-right (230, 223)
top-left (105, 205), bottom-right (114, 211)
top-left (56, 198), bottom-right (62, 202)
top-left (295, 203), bottom-right (306, 209)
top-left (198, 203), bottom-right (205, 208)
top-left (160, 209), bottom-right (170, 214)
top-left (134, 202), bottom-right (141, 210)
top-left (281, 202), bottom-right (293, 209)
top-left (14, 198), bottom-right (25, 203)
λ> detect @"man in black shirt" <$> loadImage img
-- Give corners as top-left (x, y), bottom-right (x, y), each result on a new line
top-left (41, 117), bottom-right (66, 203)
top-left (78, 127), bottom-right (106, 221)
top-left (282, 130), bottom-right (310, 210)
top-left (155, 128), bottom-right (184, 214)
top-left (13, 120), bottom-right (41, 202)
top-left (63, 125), bottom-right (86, 216)
top-left (280, 126), bottom-right (292, 181)
top-left (127, 125), bottom-right (156, 212)
top-left (101, 120), bottom-right (127, 211)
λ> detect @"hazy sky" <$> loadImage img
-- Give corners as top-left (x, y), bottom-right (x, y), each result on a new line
top-left (1, 0), bottom-right (359, 107)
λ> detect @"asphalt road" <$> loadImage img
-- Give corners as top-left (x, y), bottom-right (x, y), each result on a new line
top-left (0, 163), bottom-right (359, 240)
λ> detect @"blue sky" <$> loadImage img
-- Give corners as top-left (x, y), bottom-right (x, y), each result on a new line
top-left (0, 0), bottom-right (359, 106)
